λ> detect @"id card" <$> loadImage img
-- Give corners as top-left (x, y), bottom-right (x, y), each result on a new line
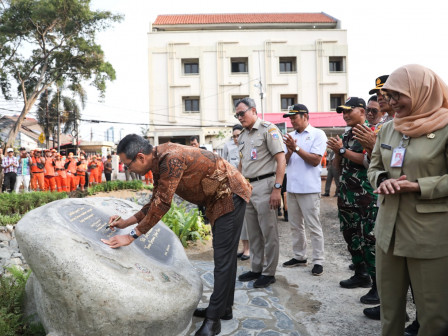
top-left (250, 148), bottom-right (257, 160)
top-left (390, 147), bottom-right (406, 167)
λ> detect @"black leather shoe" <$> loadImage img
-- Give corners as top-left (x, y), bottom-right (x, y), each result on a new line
top-left (404, 319), bottom-right (419, 336)
top-left (363, 305), bottom-right (380, 320)
top-left (363, 305), bottom-right (410, 322)
top-left (237, 252), bottom-right (243, 258)
top-left (253, 275), bottom-right (276, 288)
top-left (238, 271), bottom-right (261, 282)
top-left (195, 318), bottom-right (221, 336)
top-left (193, 308), bottom-right (232, 320)
top-left (240, 254), bottom-right (250, 261)
top-left (360, 287), bottom-right (380, 304)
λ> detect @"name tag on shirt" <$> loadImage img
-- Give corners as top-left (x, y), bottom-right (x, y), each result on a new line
top-left (390, 147), bottom-right (406, 167)
top-left (250, 148), bottom-right (257, 160)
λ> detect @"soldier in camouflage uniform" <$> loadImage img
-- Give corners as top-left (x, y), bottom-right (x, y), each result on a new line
top-left (327, 97), bottom-right (379, 305)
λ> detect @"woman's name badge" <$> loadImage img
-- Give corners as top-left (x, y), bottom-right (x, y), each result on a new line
top-left (390, 147), bottom-right (406, 167)
top-left (250, 148), bottom-right (257, 160)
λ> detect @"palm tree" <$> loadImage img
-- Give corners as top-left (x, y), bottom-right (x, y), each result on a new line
top-left (36, 84), bottom-right (85, 148)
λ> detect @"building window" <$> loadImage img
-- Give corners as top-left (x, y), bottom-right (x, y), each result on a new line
top-left (183, 97), bottom-right (200, 113)
top-left (232, 95), bottom-right (249, 109)
top-left (279, 57), bottom-right (296, 73)
top-left (231, 58), bottom-right (248, 73)
top-left (329, 57), bottom-right (345, 72)
top-left (182, 59), bottom-right (199, 75)
top-left (281, 95), bottom-right (297, 110)
top-left (330, 94), bottom-right (345, 110)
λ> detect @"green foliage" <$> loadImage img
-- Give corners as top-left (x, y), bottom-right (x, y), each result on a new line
top-left (0, 266), bottom-right (45, 336)
top-left (162, 202), bottom-right (211, 247)
top-left (86, 180), bottom-right (145, 195)
top-left (0, 192), bottom-right (68, 225)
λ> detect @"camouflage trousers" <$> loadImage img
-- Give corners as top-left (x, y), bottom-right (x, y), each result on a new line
top-left (338, 206), bottom-right (378, 277)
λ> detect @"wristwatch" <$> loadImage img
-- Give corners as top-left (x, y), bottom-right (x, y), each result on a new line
top-left (129, 229), bottom-right (139, 239)
top-left (295, 145), bottom-right (300, 153)
top-left (274, 183), bottom-right (282, 189)
top-left (339, 147), bottom-right (347, 156)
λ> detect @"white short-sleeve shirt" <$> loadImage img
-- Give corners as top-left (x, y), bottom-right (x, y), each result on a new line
top-left (286, 124), bottom-right (327, 193)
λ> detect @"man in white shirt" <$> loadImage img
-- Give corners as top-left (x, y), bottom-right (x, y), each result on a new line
top-left (282, 104), bottom-right (327, 276)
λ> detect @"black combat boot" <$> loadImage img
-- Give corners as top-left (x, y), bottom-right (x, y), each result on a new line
top-left (340, 263), bottom-right (372, 288)
top-left (360, 276), bottom-right (380, 304)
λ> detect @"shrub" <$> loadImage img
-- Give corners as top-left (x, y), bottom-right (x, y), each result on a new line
top-left (0, 192), bottom-right (68, 226)
top-left (0, 267), bottom-right (45, 335)
top-left (161, 202), bottom-right (211, 247)
top-left (87, 180), bottom-right (145, 195)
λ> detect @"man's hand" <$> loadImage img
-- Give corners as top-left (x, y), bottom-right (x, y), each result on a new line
top-left (327, 137), bottom-right (343, 153)
top-left (283, 134), bottom-right (297, 152)
top-left (374, 175), bottom-right (420, 195)
top-left (269, 189), bottom-right (282, 209)
top-left (108, 215), bottom-right (128, 231)
top-left (101, 234), bottom-right (134, 249)
top-left (353, 125), bottom-right (376, 152)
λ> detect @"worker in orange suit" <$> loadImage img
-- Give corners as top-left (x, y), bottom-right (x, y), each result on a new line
top-left (30, 149), bottom-right (45, 191)
top-left (76, 155), bottom-right (88, 191)
top-left (88, 156), bottom-right (100, 186)
top-left (97, 156), bottom-right (104, 183)
top-left (64, 152), bottom-right (79, 191)
top-left (54, 154), bottom-right (67, 192)
top-left (144, 170), bottom-right (153, 185)
top-left (44, 149), bottom-right (56, 191)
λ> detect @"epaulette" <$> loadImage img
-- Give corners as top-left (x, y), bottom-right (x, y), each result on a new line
top-left (261, 121), bottom-right (272, 128)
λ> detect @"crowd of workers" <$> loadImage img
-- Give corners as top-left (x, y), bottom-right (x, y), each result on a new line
top-left (0, 147), bottom-right (114, 193)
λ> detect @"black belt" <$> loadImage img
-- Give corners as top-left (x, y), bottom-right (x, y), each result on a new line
top-left (246, 172), bottom-right (275, 183)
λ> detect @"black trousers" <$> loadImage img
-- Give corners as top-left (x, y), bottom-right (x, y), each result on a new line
top-left (206, 194), bottom-right (246, 319)
top-left (4, 172), bottom-right (17, 193)
top-left (105, 173), bottom-right (111, 182)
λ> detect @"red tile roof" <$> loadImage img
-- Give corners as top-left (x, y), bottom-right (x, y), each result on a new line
top-left (154, 13), bottom-right (336, 25)
top-left (263, 112), bottom-right (345, 128)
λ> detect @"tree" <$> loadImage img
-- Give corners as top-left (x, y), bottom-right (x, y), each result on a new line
top-left (0, 0), bottom-right (122, 148)
top-left (36, 86), bottom-right (83, 148)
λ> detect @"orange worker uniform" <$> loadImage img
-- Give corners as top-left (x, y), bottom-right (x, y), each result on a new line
top-left (144, 170), bottom-right (153, 185)
top-left (54, 159), bottom-right (67, 192)
top-left (65, 155), bottom-right (79, 191)
top-left (76, 162), bottom-right (88, 191)
top-left (88, 160), bottom-right (100, 185)
top-left (96, 159), bottom-right (104, 183)
top-left (44, 156), bottom-right (56, 191)
top-left (30, 154), bottom-right (45, 191)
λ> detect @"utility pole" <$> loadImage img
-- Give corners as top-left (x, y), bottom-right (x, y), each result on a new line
top-left (45, 89), bottom-right (49, 148)
top-left (57, 88), bottom-right (61, 153)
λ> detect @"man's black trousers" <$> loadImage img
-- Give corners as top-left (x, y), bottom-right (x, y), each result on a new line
top-left (206, 193), bottom-right (246, 319)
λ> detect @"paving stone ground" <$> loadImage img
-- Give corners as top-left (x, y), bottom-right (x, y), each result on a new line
top-left (188, 261), bottom-right (303, 336)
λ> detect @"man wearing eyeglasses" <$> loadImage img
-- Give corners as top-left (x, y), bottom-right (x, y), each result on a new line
top-left (234, 97), bottom-right (286, 289)
top-left (102, 134), bottom-right (252, 336)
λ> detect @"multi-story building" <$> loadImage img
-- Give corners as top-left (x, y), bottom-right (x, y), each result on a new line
top-left (147, 13), bottom-right (348, 148)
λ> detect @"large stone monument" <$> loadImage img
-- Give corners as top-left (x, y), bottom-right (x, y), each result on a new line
top-left (15, 197), bottom-right (203, 336)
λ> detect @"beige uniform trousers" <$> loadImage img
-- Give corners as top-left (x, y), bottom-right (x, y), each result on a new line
top-left (287, 192), bottom-right (324, 265)
top-left (244, 176), bottom-right (279, 276)
top-left (377, 241), bottom-right (448, 336)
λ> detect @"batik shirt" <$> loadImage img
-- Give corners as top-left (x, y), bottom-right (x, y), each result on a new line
top-left (134, 143), bottom-right (252, 234)
top-left (338, 128), bottom-right (377, 209)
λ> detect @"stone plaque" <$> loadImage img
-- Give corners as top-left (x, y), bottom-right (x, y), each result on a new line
top-left (58, 203), bottom-right (174, 265)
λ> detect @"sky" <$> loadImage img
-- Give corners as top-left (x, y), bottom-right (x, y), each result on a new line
top-left (3, 0), bottom-right (448, 142)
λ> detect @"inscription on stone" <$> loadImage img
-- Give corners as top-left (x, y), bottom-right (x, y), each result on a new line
top-left (58, 204), bottom-right (174, 264)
